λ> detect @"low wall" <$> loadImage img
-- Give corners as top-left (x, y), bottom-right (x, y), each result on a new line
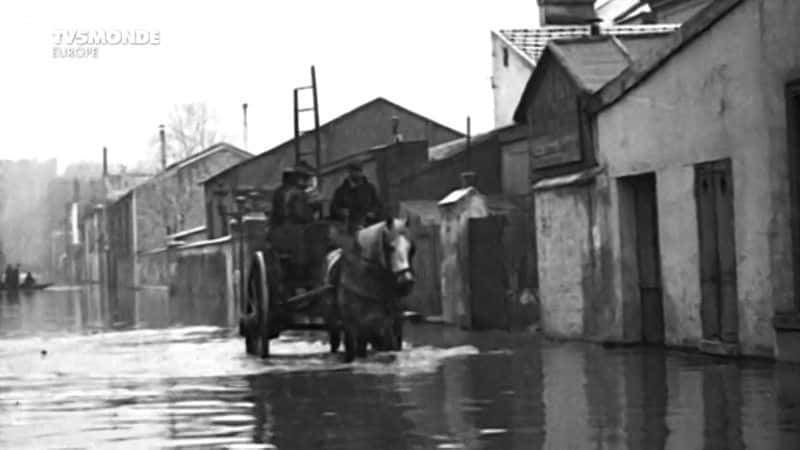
top-left (168, 236), bottom-right (236, 328)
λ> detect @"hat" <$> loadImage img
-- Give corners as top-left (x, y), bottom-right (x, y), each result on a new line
top-left (346, 161), bottom-right (363, 171)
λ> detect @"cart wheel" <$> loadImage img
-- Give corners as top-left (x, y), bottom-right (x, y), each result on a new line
top-left (250, 251), bottom-right (271, 358)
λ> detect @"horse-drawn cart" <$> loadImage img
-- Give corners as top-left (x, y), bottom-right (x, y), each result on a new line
top-left (238, 220), bottom-right (343, 358)
top-left (237, 217), bottom-right (416, 361)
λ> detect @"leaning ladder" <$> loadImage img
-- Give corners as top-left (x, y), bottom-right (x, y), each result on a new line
top-left (293, 65), bottom-right (322, 171)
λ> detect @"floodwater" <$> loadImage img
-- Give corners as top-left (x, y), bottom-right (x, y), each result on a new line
top-left (1, 287), bottom-right (799, 449)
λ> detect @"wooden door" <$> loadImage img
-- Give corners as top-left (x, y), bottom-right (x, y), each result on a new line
top-left (632, 174), bottom-right (665, 344)
top-left (788, 83), bottom-right (800, 311)
top-left (469, 215), bottom-right (509, 330)
top-left (405, 223), bottom-right (442, 317)
top-left (696, 159), bottom-right (738, 343)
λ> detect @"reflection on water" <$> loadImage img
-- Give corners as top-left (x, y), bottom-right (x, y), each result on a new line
top-left (0, 287), bottom-right (799, 449)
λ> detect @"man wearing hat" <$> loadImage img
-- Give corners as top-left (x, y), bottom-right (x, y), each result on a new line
top-left (329, 160), bottom-right (382, 229)
top-left (272, 165), bottom-right (315, 226)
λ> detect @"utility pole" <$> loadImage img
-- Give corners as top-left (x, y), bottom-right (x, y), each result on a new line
top-left (242, 103), bottom-right (249, 150)
top-left (159, 124), bottom-right (167, 170)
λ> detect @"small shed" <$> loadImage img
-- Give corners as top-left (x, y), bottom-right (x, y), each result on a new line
top-left (438, 182), bottom-right (490, 327)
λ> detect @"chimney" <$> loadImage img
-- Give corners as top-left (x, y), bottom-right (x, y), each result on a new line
top-left (159, 124), bottom-right (166, 169)
top-left (73, 178), bottom-right (80, 202)
top-left (537, 0), bottom-right (598, 26)
top-left (102, 147), bottom-right (108, 177)
top-left (460, 171), bottom-right (477, 188)
top-left (242, 103), bottom-right (249, 149)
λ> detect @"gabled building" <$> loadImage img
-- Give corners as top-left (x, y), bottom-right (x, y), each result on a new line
top-left (491, 0), bottom-right (680, 127)
top-left (201, 97), bottom-right (463, 239)
top-left (583, 0), bottom-right (800, 361)
top-left (104, 142), bottom-right (250, 322)
top-left (519, 0), bottom-right (800, 362)
top-left (510, 31), bottom-right (670, 340)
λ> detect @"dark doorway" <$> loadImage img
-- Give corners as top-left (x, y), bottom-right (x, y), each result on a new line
top-left (619, 172), bottom-right (665, 344)
top-left (787, 81), bottom-right (800, 311)
top-left (469, 215), bottom-right (509, 330)
top-left (695, 159), bottom-right (738, 343)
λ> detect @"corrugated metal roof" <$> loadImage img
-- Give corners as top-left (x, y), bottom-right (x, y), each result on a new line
top-left (498, 23), bottom-right (679, 64)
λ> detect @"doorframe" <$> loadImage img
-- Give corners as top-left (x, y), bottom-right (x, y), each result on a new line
top-left (617, 171), bottom-right (665, 344)
top-left (694, 157), bottom-right (740, 352)
top-left (786, 80), bottom-right (800, 312)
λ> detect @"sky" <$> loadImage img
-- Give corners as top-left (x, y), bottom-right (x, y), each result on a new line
top-left (0, 0), bottom-right (541, 174)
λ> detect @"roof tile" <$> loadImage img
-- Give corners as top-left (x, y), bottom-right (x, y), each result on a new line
top-left (499, 23), bottom-right (679, 63)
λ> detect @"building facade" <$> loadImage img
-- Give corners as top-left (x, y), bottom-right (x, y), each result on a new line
top-left (104, 143), bottom-right (250, 322)
top-left (585, 0), bottom-right (800, 360)
top-left (512, 31), bottom-right (673, 340)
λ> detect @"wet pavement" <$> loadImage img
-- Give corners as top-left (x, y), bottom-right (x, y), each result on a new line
top-left (1, 287), bottom-right (799, 449)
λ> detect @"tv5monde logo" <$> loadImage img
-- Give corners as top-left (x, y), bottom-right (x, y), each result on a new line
top-left (52, 29), bottom-right (161, 59)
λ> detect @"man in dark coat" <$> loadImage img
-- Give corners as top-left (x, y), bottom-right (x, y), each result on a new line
top-left (329, 161), bottom-right (382, 229)
top-left (272, 165), bottom-right (316, 226)
top-left (285, 165), bottom-right (315, 225)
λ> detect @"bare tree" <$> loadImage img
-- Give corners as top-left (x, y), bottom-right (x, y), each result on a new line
top-left (149, 102), bottom-right (224, 167)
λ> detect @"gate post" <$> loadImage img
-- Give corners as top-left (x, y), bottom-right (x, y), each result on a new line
top-left (438, 184), bottom-right (489, 328)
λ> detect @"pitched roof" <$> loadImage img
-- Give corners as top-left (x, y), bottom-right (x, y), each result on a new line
top-left (549, 36), bottom-right (633, 92)
top-left (587, 0), bottom-right (746, 113)
top-left (513, 32), bottom-right (674, 122)
top-left (428, 129), bottom-right (496, 161)
top-left (162, 142), bottom-right (250, 175)
top-left (201, 97), bottom-right (465, 185)
top-left (108, 142), bottom-right (250, 207)
top-left (496, 23), bottom-right (679, 65)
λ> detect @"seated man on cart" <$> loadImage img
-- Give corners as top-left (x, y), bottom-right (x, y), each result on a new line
top-left (328, 161), bottom-right (383, 233)
top-left (271, 165), bottom-right (318, 226)
top-left (269, 164), bottom-right (324, 291)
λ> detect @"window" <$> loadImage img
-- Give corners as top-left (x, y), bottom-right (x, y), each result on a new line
top-left (502, 47), bottom-right (509, 68)
top-left (788, 80), bottom-right (800, 311)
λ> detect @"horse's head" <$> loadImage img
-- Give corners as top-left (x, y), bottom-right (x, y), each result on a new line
top-left (379, 217), bottom-right (416, 296)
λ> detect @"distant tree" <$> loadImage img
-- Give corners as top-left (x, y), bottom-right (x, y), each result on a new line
top-left (149, 103), bottom-right (224, 167)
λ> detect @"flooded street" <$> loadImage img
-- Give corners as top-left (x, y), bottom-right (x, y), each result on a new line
top-left (0, 288), bottom-right (799, 449)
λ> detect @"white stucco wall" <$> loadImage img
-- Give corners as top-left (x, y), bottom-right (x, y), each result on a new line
top-left (439, 191), bottom-right (489, 327)
top-left (491, 33), bottom-right (535, 128)
top-left (597, 0), bottom-right (800, 357)
top-left (535, 186), bottom-right (592, 338)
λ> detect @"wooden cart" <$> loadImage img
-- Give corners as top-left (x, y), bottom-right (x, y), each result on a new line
top-left (238, 221), bottom-right (344, 357)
